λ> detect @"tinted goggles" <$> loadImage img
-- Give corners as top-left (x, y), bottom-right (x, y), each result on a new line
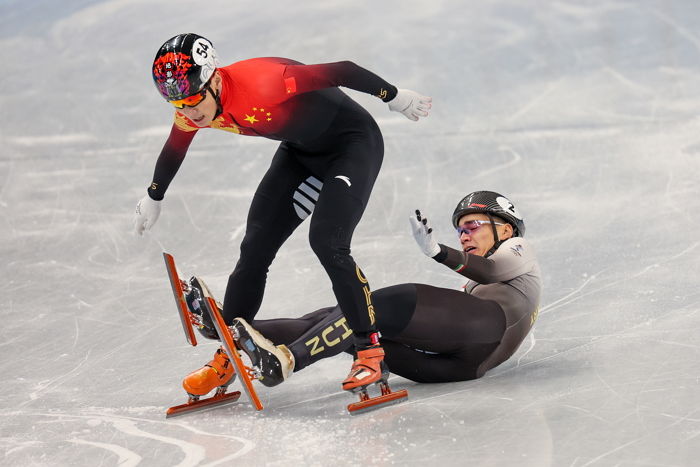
top-left (456, 219), bottom-right (504, 236)
top-left (169, 84), bottom-right (209, 109)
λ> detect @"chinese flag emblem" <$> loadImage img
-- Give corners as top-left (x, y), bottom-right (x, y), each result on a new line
top-left (244, 107), bottom-right (273, 125)
top-left (284, 77), bottom-right (297, 94)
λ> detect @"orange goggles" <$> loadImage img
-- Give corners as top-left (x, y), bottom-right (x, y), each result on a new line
top-left (169, 86), bottom-right (208, 109)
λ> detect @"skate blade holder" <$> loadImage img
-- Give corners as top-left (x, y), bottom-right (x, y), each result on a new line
top-left (166, 387), bottom-right (242, 418)
top-left (163, 252), bottom-right (200, 347)
top-left (347, 382), bottom-right (408, 415)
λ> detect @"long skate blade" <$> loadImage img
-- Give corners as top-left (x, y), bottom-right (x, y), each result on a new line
top-left (347, 389), bottom-right (408, 415)
top-left (163, 252), bottom-right (198, 347)
top-left (204, 297), bottom-right (264, 411)
top-left (166, 391), bottom-right (242, 418)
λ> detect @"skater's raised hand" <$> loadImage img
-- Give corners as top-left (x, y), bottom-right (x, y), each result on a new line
top-left (134, 195), bottom-right (162, 236)
top-left (409, 210), bottom-right (441, 257)
top-left (388, 89), bottom-right (432, 121)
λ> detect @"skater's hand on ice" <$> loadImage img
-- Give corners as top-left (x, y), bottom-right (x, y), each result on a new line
top-left (134, 195), bottom-right (161, 236)
top-left (388, 89), bottom-right (432, 121)
top-left (409, 210), bottom-right (441, 258)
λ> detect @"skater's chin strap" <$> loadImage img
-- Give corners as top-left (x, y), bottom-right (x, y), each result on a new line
top-left (484, 213), bottom-right (503, 259)
top-left (208, 86), bottom-right (223, 119)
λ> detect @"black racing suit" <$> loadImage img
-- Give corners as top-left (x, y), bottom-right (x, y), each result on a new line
top-left (146, 58), bottom-right (398, 339)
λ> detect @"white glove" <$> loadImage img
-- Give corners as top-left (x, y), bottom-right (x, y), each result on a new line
top-left (409, 210), bottom-right (441, 257)
top-left (134, 195), bottom-right (162, 236)
top-left (388, 89), bottom-right (432, 121)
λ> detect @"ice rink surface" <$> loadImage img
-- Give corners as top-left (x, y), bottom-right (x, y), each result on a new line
top-left (2, 0), bottom-right (699, 465)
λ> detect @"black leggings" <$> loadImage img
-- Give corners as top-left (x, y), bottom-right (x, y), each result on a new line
top-left (222, 97), bottom-right (384, 337)
top-left (252, 283), bottom-right (507, 383)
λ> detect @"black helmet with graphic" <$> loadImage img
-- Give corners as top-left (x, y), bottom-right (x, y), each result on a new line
top-left (152, 33), bottom-right (220, 101)
top-left (452, 190), bottom-right (525, 237)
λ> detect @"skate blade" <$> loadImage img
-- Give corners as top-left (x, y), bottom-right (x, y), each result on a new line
top-left (166, 391), bottom-right (242, 418)
top-left (347, 389), bottom-right (408, 415)
top-left (163, 252), bottom-right (198, 347)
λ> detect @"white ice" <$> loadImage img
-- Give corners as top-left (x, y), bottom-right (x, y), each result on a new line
top-left (1, 0), bottom-right (699, 465)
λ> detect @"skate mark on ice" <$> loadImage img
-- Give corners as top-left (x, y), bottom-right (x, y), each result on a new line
top-left (274, 389), bottom-right (344, 410)
top-left (3, 440), bottom-right (43, 457)
top-left (96, 416), bottom-right (205, 467)
top-left (515, 332), bottom-right (536, 367)
top-left (504, 80), bottom-right (562, 125)
top-left (37, 412), bottom-right (255, 466)
top-left (539, 260), bottom-right (660, 317)
top-left (178, 192), bottom-right (203, 233)
top-left (649, 7), bottom-right (700, 53)
top-left (539, 273), bottom-right (597, 315)
top-left (469, 145), bottom-right (522, 180)
top-left (72, 315), bottom-right (80, 350)
top-left (24, 326), bottom-right (166, 406)
top-left (666, 241), bottom-right (699, 260)
top-left (69, 438), bottom-right (142, 467)
top-left (576, 406), bottom-right (699, 467)
top-left (602, 67), bottom-right (654, 96)
top-left (25, 351), bottom-right (92, 404)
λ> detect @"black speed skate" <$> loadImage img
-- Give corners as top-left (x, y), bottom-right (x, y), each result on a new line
top-left (183, 276), bottom-right (220, 340)
top-left (231, 318), bottom-right (295, 387)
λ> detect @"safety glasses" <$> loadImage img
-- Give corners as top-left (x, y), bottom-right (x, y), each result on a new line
top-left (456, 219), bottom-right (504, 236)
top-left (169, 83), bottom-right (209, 109)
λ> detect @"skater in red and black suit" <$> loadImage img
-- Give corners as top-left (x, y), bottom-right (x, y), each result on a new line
top-left (223, 191), bottom-right (542, 385)
top-left (133, 34), bottom-right (431, 396)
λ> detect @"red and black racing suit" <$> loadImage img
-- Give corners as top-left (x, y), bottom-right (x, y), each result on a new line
top-left (146, 58), bottom-right (397, 341)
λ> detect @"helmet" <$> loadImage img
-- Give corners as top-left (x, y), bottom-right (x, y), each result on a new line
top-left (452, 190), bottom-right (525, 237)
top-left (152, 33), bottom-right (220, 102)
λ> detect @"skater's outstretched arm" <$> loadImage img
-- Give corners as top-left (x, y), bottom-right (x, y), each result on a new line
top-left (148, 124), bottom-right (198, 200)
top-left (283, 61), bottom-right (431, 121)
top-left (134, 124), bottom-right (197, 235)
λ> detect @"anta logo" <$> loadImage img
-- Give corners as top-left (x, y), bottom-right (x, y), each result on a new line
top-left (335, 175), bottom-right (351, 187)
top-left (510, 244), bottom-right (524, 256)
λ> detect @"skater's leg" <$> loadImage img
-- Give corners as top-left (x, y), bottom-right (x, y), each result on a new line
top-left (222, 143), bottom-right (316, 323)
top-left (252, 283), bottom-right (419, 372)
top-left (390, 284), bottom-right (506, 354)
top-left (307, 138), bottom-right (382, 342)
top-left (307, 150), bottom-right (389, 390)
top-left (376, 283), bottom-right (506, 383)
top-left (370, 283), bottom-right (418, 338)
top-left (282, 306), bottom-right (353, 372)
top-left (230, 306), bottom-right (350, 387)
top-left (380, 340), bottom-right (496, 383)
top-left (251, 307), bottom-right (338, 346)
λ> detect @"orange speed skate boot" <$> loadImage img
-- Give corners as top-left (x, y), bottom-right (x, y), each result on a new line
top-left (342, 345), bottom-right (388, 392)
top-left (342, 333), bottom-right (408, 414)
top-left (182, 347), bottom-right (235, 397)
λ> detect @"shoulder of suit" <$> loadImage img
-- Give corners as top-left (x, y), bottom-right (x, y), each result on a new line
top-left (498, 237), bottom-right (534, 257)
